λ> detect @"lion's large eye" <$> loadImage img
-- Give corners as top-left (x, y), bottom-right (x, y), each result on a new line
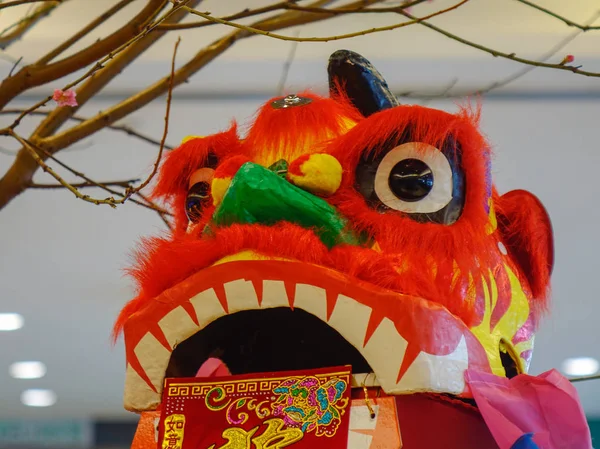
top-left (374, 143), bottom-right (453, 213)
top-left (186, 167), bottom-right (215, 223)
top-left (356, 141), bottom-right (465, 224)
top-left (386, 158), bottom-right (433, 202)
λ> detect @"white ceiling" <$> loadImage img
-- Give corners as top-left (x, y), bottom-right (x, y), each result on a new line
top-left (0, 0), bottom-right (599, 420)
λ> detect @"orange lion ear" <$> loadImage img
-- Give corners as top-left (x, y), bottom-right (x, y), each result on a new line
top-left (495, 190), bottom-right (554, 301)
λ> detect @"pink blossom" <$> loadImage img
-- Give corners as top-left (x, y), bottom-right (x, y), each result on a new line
top-left (52, 89), bottom-right (78, 107)
top-left (559, 54), bottom-right (575, 65)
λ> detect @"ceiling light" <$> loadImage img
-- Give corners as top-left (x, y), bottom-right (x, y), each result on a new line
top-left (21, 389), bottom-right (57, 407)
top-left (0, 313), bottom-right (23, 331)
top-left (9, 361), bottom-right (47, 379)
top-left (561, 357), bottom-right (599, 376)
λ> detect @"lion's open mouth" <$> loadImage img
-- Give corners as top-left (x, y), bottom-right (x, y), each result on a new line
top-left (122, 257), bottom-right (492, 412)
top-left (166, 308), bottom-right (372, 378)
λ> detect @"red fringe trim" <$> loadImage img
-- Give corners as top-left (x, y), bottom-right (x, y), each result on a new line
top-left (113, 223), bottom-right (476, 340)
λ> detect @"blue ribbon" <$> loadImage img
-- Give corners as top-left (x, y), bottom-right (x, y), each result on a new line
top-left (510, 433), bottom-right (539, 449)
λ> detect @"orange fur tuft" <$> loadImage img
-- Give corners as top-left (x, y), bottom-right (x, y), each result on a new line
top-left (243, 91), bottom-right (362, 166)
top-left (151, 125), bottom-right (242, 232)
top-left (112, 222), bottom-right (478, 340)
top-left (214, 155), bottom-right (250, 179)
top-left (153, 125), bottom-right (241, 200)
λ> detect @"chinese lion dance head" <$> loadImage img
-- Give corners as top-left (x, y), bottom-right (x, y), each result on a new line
top-left (114, 50), bottom-right (554, 446)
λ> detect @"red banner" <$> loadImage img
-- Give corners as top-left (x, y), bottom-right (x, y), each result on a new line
top-left (158, 366), bottom-right (352, 449)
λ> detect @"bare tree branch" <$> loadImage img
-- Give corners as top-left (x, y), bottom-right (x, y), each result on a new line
top-left (0, 0), bottom-right (63, 10)
top-left (0, 0), bottom-right (598, 217)
top-left (9, 129), bottom-right (118, 206)
top-left (284, 0), bottom-right (429, 15)
top-left (5, 0), bottom-right (193, 132)
top-left (8, 128), bottom-right (172, 218)
top-left (418, 77), bottom-right (458, 105)
top-left (0, 139), bottom-right (93, 156)
top-left (0, 0), bottom-right (199, 209)
top-left (36, 0), bottom-right (136, 65)
top-left (0, 109), bottom-right (173, 149)
top-left (137, 191), bottom-right (172, 230)
top-left (569, 373), bottom-right (600, 383)
top-left (405, 9), bottom-right (600, 100)
top-left (157, 0), bottom-right (290, 31)
top-left (157, 0), bottom-right (427, 31)
top-left (515, 0), bottom-right (600, 31)
top-left (3, 0), bottom-right (392, 210)
top-left (36, 0), bottom-right (392, 153)
top-left (3, 36), bottom-right (180, 208)
top-left (399, 9), bottom-right (600, 77)
top-left (0, 1), bottom-right (61, 49)
top-left (471, 10), bottom-right (600, 95)
top-left (183, 0), bottom-right (468, 42)
top-left (0, 0), bottom-right (166, 108)
top-left (7, 56), bottom-right (23, 77)
top-left (122, 36), bottom-right (180, 201)
top-left (30, 179), bottom-right (140, 189)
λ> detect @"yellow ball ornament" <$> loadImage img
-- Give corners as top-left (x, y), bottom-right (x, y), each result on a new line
top-left (287, 153), bottom-right (343, 197)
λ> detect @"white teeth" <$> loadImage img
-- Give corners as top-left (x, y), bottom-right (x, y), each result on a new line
top-left (395, 335), bottom-right (468, 394)
top-left (126, 289), bottom-right (227, 412)
top-left (327, 295), bottom-right (372, 353)
top-left (189, 288), bottom-right (226, 327)
top-left (293, 284), bottom-right (328, 321)
top-left (158, 306), bottom-right (200, 349)
top-left (124, 364), bottom-right (160, 412)
top-left (125, 280), bottom-right (473, 412)
top-left (260, 280), bottom-right (290, 308)
top-left (223, 279), bottom-right (259, 313)
top-left (362, 317), bottom-right (408, 394)
top-left (134, 333), bottom-right (172, 391)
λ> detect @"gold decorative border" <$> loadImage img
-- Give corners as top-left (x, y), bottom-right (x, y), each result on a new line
top-left (166, 372), bottom-right (351, 398)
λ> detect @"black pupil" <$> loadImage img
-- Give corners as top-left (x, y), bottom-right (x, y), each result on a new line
top-left (388, 158), bottom-right (433, 202)
top-left (186, 181), bottom-right (211, 221)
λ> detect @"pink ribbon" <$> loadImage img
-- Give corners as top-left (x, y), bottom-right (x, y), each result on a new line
top-left (195, 358), bottom-right (231, 378)
top-left (465, 369), bottom-right (592, 449)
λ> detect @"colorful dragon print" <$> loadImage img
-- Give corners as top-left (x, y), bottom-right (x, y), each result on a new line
top-left (271, 376), bottom-right (349, 436)
top-left (114, 50), bottom-right (559, 448)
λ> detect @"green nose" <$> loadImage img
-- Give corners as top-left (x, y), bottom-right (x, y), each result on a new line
top-left (211, 162), bottom-right (361, 248)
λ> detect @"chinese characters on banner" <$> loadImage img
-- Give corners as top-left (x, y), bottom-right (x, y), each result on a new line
top-left (158, 366), bottom-right (353, 449)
